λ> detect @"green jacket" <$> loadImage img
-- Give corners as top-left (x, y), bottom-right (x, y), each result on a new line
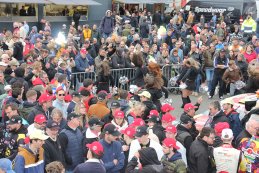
top-left (161, 153), bottom-right (187, 173)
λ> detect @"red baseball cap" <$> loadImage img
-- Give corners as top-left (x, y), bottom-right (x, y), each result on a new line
top-left (38, 93), bottom-right (53, 104)
top-left (161, 104), bottom-right (175, 112)
top-left (148, 110), bottom-right (159, 118)
top-left (162, 113), bottom-right (176, 123)
top-left (80, 48), bottom-right (87, 54)
top-left (214, 122), bottom-right (230, 135)
top-left (130, 118), bottom-right (145, 127)
top-left (121, 127), bottom-right (136, 138)
top-left (34, 114), bottom-right (47, 124)
top-left (165, 125), bottom-right (177, 134)
top-left (184, 103), bottom-right (198, 112)
top-left (163, 138), bottom-right (180, 149)
top-left (32, 78), bottom-right (44, 86)
top-left (86, 141), bottom-right (104, 156)
top-left (56, 86), bottom-right (65, 93)
top-left (114, 110), bottom-right (125, 119)
top-left (61, 49), bottom-right (69, 55)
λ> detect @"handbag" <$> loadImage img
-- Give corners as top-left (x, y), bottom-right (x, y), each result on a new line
top-left (234, 80), bottom-right (246, 90)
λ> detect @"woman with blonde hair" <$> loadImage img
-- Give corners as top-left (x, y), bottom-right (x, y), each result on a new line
top-left (74, 102), bottom-right (88, 130)
top-left (177, 58), bottom-right (199, 107)
top-left (126, 101), bottom-right (146, 124)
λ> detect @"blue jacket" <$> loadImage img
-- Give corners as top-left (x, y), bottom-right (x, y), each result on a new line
top-left (14, 145), bottom-right (45, 173)
top-left (226, 109), bottom-right (242, 140)
top-left (100, 139), bottom-right (125, 173)
top-left (75, 55), bottom-right (90, 72)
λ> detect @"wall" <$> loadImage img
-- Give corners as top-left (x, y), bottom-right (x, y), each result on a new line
top-left (0, 0), bottom-right (112, 37)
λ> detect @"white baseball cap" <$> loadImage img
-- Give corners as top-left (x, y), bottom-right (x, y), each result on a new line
top-left (221, 128), bottom-right (233, 140)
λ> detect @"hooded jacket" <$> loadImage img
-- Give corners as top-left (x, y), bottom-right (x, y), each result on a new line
top-left (0, 125), bottom-right (27, 160)
top-left (14, 145), bottom-right (45, 173)
top-left (126, 147), bottom-right (164, 173)
top-left (13, 42), bottom-right (23, 61)
top-left (100, 10), bottom-right (114, 34)
top-left (27, 104), bottom-right (53, 125)
top-left (162, 151), bottom-right (187, 173)
top-left (29, 26), bottom-right (40, 44)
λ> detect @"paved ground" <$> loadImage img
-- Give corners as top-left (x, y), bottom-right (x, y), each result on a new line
top-left (166, 92), bottom-right (224, 120)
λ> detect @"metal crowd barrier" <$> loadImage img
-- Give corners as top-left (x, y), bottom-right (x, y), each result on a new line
top-left (110, 68), bottom-right (136, 90)
top-left (162, 64), bottom-right (183, 89)
top-left (71, 64), bottom-right (183, 91)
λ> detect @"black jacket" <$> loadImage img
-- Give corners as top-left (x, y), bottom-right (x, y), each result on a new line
top-left (129, 66), bottom-right (148, 87)
top-left (188, 137), bottom-right (215, 173)
top-left (146, 88), bottom-right (163, 112)
top-left (142, 100), bottom-right (157, 121)
top-left (235, 129), bottom-right (252, 148)
top-left (126, 147), bottom-right (164, 173)
top-left (13, 42), bottom-right (23, 61)
top-left (0, 125), bottom-right (27, 160)
top-left (180, 112), bottom-right (199, 140)
top-left (110, 52), bottom-right (126, 69)
top-left (43, 136), bottom-right (66, 167)
top-left (210, 110), bottom-right (229, 129)
top-left (139, 22), bottom-right (149, 38)
top-left (27, 104), bottom-right (53, 124)
top-left (176, 124), bottom-right (193, 156)
top-left (152, 124), bottom-right (166, 144)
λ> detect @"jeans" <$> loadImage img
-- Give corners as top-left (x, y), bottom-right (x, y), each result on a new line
top-left (230, 83), bottom-right (236, 96)
top-left (209, 72), bottom-right (225, 98)
top-left (195, 74), bottom-right (202, 92)
top-left (205, 68), bottom-right (214, 92)
top-left (102, 32), bottom-right (112, 39)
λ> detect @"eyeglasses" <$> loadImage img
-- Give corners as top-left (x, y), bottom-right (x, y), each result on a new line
top-left (58, 94), bottom-right (65, 96)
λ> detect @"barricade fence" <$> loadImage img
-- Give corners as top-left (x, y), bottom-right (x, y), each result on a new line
top-left (71, 64), bottom-right (183, 91)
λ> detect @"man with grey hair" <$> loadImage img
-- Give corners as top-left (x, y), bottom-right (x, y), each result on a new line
top-left (235, 114), bottom-right (259, 147)
top-left (205, 101), bottom-right (229, 128)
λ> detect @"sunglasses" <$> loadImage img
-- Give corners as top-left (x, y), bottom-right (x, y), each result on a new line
top-left (58, 94), bottom-right (65, 96)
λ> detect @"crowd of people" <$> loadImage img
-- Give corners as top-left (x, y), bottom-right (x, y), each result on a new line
top-left (0, 5), bottom-right (258, 173)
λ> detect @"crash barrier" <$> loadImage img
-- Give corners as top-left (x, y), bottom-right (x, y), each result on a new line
top-left (162, 64), bottom-right (183, 89)
top-left (71, 64), bottom-right (183, 91)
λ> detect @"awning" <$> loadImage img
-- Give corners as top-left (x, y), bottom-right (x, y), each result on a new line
top-left (115, 0), bottom-right (145, 4)
top-left (0, 0), bottom-right (51, 3)
top-left (50, 0), bottom-right (101, 5)
top-left (0, 0), bottom-right (101, 5)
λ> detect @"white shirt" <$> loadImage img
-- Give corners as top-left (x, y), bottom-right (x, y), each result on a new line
top-left (213, 144), bottom-right (241, 173)
top-left (176, 141), bottom-right (187, 166)
top-left (128, 138), bottom-right (164, 162)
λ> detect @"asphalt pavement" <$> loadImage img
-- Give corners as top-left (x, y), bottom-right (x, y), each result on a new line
top-left (166, 92), bottom-right (224, 119)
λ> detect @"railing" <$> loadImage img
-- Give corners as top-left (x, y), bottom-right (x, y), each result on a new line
top-left (71, 64), bottom-right (183, 91)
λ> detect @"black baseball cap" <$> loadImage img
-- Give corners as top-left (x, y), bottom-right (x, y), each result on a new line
top-left (72, 91), bottom-right (81, 98)
top-left (103, 123), bottom-right (120, 136)
top-left (180, 114), bottom-right (193, 124)
top-left (88, 117), bottom-right (104, 127)
top-left (46, 119), bottom-right (60, 129)
top-left (110, 101), bottom-right (120, 109)
top-left (6, 115), bottom-right (22, 125)
top-left (67, 113), bottom-right (80, 121)
top-left (97, 91), bottom-right (107, 101)
top-left (135, 126), bottom-right (149, 137)
top-left (147, 116), bottom-right (160, 123)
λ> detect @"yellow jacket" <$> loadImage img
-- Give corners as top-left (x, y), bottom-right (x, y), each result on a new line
top-left (241, 18), bottom-right (256, 33)
top-left (83, 29), bottom-right (92, 40)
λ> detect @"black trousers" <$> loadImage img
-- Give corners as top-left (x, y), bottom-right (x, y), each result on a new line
top-left (209, 72), bottom-right (225, 97)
